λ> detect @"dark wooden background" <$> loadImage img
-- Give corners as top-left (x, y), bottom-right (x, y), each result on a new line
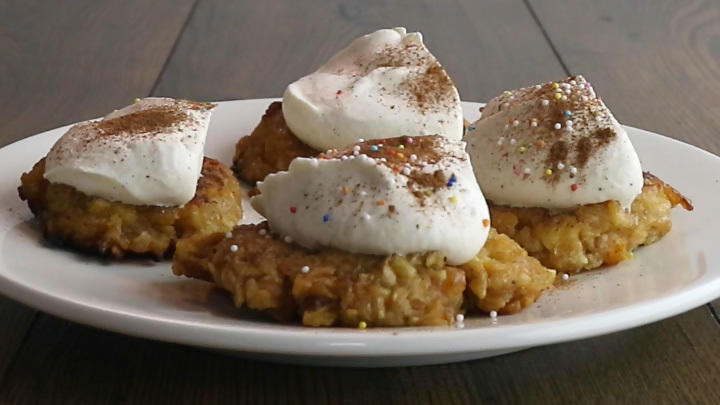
top-left (1, 1), bottom-right (720, 403)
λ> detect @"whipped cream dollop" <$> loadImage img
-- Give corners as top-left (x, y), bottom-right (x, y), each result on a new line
top-left (466, 76), bottom-right (643, 210)
top-left (44, 97), bottom-right (214, 206)
top-left (282, 27), bottom-right (463, 151)
top-left (252, 136), bottom-right (489, 265)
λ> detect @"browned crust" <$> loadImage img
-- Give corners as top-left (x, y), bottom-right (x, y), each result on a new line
top-left (489, 172), bottom-right (691, 273)
top-left (232, 102), bottom-right (317, 184)
top-left (173, 224), bottom-right (555, 327)
top-left (643, 172), bottom-right (693, 211)
top-left (18, 157), bottom-right (243, 259)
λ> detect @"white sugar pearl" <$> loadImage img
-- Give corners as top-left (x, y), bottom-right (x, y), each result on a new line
top-left (510, 138), bottom-right (517, 145)
top-left (570, 166), bottom-right (578, 175)
top-left (225, 232), bottom-right (232, 238)
top-left (301, 266), bottom-right (310, 274)
top-left (562, 273), bottom-right (570, 281)
top-left (541, 99), bottom-right (549, 106)
top-left (455, 314), bottom-right (465, 322)
top-left (489, 311), bottom-right (498, 319)
top-left (554, 123), bottom-right (562, 130)
top-left (258, 228), bottom-right (267, 236)
top-left (284, 235), bottom-right (293, 243)
top-left (229, 244), bottom-right (238, 252)
top-left (557, 162), bottom-right (565, 170)
top-left (523, 167), bottom-right (531, 174)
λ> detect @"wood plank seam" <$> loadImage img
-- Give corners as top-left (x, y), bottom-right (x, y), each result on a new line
top-left (521, 0), bottom-right (571, 76)
top-left (706, 303), bottom-right (720, 326)
top-left (0, 312), bottom-right (39, 387)
top-left (149, 0), bottom-right (201, 96)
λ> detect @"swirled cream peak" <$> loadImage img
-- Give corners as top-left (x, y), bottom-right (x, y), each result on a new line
top-left (251, 136), bottom-right (489, 265)
top-left (282, 27), bottom-right (463, 151)
top-left (44, 97), bottom-right (214, 206)
top-left (466, 76), bottom-right (643, 210)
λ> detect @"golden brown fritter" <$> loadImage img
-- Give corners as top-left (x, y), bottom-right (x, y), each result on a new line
top-left (232, 102), bottom-right (318, 184)
top-left (489, 173), bottom-right (692, 274)
top-left (18, 157), bottom-right (243, 259)
top-left (173, 224), bottom-right (555, 327)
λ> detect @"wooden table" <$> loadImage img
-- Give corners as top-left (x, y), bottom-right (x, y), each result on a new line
top-left (2, 1), bottom-right (719, 403)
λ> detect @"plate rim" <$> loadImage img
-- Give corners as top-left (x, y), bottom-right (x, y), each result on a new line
top-left (0, 99), bottom-right (719, 358)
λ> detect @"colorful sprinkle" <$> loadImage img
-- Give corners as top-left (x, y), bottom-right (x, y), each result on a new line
top-left (336, 90), bottom-right (342, 95)
top-left (554, 93), bottom-right (562, 100)
top-left (482, 219), bottom-right (490, 227)
top-left (406, 137), bottom-right (414, 144)
top-left (397, 152), bottom-right (405, 159)
top-left (289, 206), bottom-right (297, 214)
top-left (447, 175), bottom-right (457, 187)
top-left (571, 184), bottom-right (579, 191)
top-left (552, 83), bottom-right (560, 89)
top-left (564, 110), bottom-right (573, 117)
top-left (358, 321), bottom-right (367, 329)
top-left (134, 98), bottom-right (142, 103)
top-left (370, 145), bottom-right (379, 152)
top-left (398, 144), bottom-right (405, 150)
top-left (376, 200), bottom-right (386, 206)
top-left (518, 146), bottom-right (527, 153)
top-left (449, 196), bottom-right (458, 203)
top-left (503, 90), bottom-right (512, 96)
top-left (467, 126), bottom-right (475, 131)
top-left (342, 186), bottom-right (349, 195)
top-left (545, 169), bottom-right (553, 176)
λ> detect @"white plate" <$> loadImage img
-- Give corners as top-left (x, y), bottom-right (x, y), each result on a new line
top-left (0, 99), bottom-right (718, 367)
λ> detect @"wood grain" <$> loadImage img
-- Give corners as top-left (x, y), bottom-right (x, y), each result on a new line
top-left (0, 0), bottom-right (196, 146)
top-left (528, 0), bottom-right (720, 155)
top-left (152, 0), bottom-right (563, 102)
top-left (527, 0), bottom-right (720, 325)
top-left (2, 1), bottom-right (720, 404)
top-left (0, 298), bottom-right (35, 382)
top-left (1, 307), bottom-right (718, 405)
top-left (0, 0), bottom-right (195, 391)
